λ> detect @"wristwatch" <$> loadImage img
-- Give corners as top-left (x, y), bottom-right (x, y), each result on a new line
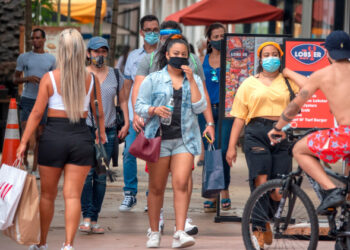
top-left (206, 122), bottom-right (215, 127)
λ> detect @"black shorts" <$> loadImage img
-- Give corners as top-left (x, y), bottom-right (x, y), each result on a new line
top-left (38, 117), bottom-right (94, 168)
top-left (244, 118), bottom-right (292, 191)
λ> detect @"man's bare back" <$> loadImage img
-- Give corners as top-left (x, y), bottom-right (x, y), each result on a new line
top-left (268, 31), bottom-right (350, 215)
top-left (311, 61), bottom-right (350, 126)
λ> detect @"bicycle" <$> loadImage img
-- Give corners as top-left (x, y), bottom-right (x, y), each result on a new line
top-left (241, 128), bottom-right (350, 250)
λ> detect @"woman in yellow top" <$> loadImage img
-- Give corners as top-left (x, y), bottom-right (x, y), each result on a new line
top-left (226, 42), bottom-right (302, 249)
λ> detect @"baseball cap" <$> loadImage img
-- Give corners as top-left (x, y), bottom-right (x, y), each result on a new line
top-left (322, 30), bottom-right (350, 60)
top-left (87, 36), bottom-right (109, 50)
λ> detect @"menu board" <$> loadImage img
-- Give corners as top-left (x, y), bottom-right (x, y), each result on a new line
top-left (284, 39), bottom-right (333, 128)
top-left (220, 34), bottom-right (287, 118)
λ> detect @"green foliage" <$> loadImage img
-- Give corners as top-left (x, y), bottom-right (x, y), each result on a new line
top-left (31, 0), bottom-right (54, 26)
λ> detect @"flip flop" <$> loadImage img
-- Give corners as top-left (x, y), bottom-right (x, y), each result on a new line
top-left (221, 198), bottom-right (231, 210)
top-left (204, 200), bottom-right (217, 213)
top-left (91, 223), bottom-right (105, 234)
top-left (78, 221), bottom-right (91, 233)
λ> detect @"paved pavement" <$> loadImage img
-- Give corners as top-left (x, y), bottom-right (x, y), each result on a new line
top-left (0, 145), bottom-right (341, 249)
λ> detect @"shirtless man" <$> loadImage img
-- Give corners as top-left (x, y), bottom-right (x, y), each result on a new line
top-left (268, 30), bottom-right (350, 215)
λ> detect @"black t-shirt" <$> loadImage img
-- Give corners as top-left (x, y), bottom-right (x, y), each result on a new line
top-left (161, 88), bottom-right (182, 140)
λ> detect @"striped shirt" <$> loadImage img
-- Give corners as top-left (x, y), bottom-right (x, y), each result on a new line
top-left (87, 67), bottom-right (124, 128)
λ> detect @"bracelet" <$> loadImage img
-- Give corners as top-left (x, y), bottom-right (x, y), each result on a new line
top-left (273, 124), bottom-right (282, 132)
top-left (150, 106), bottom-right (156, 116)
top-left (206, 122), bottom-right (215, 127)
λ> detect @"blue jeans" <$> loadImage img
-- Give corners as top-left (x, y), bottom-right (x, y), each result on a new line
top-left (122, 121), bottom-right (138, 195)
top-left (198, 105), bottom-right (233, 190)
top-left (81, 127), bottom-right (116, 221)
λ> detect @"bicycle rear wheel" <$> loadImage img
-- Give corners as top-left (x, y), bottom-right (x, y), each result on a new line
top-left (242, 179), bottom-right (319, 250)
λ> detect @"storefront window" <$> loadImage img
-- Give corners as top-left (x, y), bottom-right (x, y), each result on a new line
top-left (311, 0), bottom-right (334, 38)
top-left (294, 0), bottom-right (335, 38)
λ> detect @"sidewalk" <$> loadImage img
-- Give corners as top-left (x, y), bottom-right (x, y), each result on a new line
top-left (0, 146), bottom-right (338, 249)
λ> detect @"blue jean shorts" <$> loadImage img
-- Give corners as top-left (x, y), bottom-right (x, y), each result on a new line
top-left (19, 96), bottom-right (47, 125)
top-left (160, 138), bottom-right (189, 157)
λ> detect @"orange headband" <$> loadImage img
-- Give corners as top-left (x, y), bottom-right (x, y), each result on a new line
top-left (257, 42), bottom-right (284, 57)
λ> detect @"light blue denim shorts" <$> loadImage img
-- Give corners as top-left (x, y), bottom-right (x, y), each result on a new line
top-left (160, 138), bottom-right (189, 157)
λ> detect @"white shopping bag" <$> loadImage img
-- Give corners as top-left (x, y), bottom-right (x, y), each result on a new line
top-left (0, 162), bottom-right (27, 230)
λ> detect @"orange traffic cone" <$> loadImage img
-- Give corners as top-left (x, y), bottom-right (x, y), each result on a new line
top-left (1, 98), bottom-right (20, 166)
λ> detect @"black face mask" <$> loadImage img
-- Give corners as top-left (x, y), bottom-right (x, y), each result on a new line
top-left (210, 40), bottom-right (222, 51)
top-left (168, 57), bottom-right (189, 69)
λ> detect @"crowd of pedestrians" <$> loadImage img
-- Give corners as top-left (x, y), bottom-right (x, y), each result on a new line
top-left (11, 11), bottom-right (350, 250)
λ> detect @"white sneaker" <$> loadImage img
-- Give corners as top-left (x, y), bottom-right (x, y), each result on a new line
top-left (185, 217), bottom-right (198, 236)
top-left (146, 231), bottom-right (161, 248)
top-left (172, 230), bottom-right (195, 248)
top-left (61, 244), bottom-right (74, 250)
top-left (28, 244), bottom-right (48, 250)
top-left (147, 208), bottom-right (165, 235)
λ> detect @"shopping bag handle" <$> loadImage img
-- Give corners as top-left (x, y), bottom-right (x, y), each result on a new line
top-left (12, 158), bottom-right (23, 169)
top-left (207, 144), bottom-right (215, 151)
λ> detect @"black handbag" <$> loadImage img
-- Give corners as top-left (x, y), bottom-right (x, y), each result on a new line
top-left (114, 69), bottom-right (125, 132)
top-left (111, 69), bottom-right (125, 167)
top-left (91, 73), bottom-right (117, 182)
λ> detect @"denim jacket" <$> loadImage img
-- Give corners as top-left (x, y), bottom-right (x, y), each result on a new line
top-left (135, 66), bottom-right (207, 155)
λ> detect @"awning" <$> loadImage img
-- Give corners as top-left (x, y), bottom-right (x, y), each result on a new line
top-left (165, 0), bottom-right (283, 26)
top-left (52, 0), bottom-right (107, 24)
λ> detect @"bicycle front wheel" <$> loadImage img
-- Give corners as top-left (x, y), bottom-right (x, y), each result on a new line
top-left (242, 179), bottom-right (319, 250)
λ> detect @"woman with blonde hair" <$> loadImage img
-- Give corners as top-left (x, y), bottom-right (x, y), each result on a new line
top-left (17, 28), bottom-right (106, 250)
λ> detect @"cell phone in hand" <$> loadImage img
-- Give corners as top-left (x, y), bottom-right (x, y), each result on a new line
top-left (204, 133), bottom-right (213, 144)
top-left (271, 134), bottom-right (282, 139)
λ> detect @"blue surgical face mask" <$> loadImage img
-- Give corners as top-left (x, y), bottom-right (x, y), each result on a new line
top-left (262, 57), bottom-right (280, 73)
top-left (144, 32), bottom-right (159, 45)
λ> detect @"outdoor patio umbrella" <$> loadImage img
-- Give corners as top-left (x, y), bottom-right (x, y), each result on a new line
top-left (51, 0), bottom-right (107, 24)
top-left (165, 0), bottom-right (283, 25)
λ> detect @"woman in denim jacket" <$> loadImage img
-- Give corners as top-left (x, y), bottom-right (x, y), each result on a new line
top-left (135, 35), bottom-right (206, 248)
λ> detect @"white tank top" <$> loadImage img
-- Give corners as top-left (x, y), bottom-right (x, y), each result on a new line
top-left (48, 71), bottom-right (94, 111)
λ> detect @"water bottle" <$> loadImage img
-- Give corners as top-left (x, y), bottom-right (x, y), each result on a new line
top-left (161, 97), bottom-right (174, 125)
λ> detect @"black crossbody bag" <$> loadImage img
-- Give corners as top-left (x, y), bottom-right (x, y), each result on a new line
top-left (114, 69), bottom-right (125, 132)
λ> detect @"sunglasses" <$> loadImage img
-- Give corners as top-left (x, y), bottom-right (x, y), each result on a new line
top-left (211, 69), bottom-right (219, 83)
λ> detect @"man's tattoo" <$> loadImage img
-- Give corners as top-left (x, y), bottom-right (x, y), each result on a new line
top-left (284, 102), bottom-right (301, 120)
top-left (282, 112), bottom-right (292, 122)
top-left (299, 89), bottom-right (309, 100)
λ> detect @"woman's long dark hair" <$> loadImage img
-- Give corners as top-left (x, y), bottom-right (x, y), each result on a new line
top-left (205, 22), bottom-right (226, 54)
top-left (157, 34), bottom-right (190, 70)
